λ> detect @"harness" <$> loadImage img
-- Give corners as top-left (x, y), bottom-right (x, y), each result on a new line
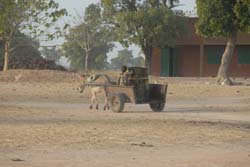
top-left (86, 74), bottom-right (111, 83)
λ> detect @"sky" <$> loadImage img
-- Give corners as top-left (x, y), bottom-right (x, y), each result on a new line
top-left (55, 0), bottom-right (196, 14)
top-left (53, 0), bottom-right (196, 65)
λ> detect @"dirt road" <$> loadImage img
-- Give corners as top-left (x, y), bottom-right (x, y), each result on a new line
top-left (0, 70), bottom-right (250, 167)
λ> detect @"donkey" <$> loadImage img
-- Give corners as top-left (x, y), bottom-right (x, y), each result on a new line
top-left (78, 73), bottom-right (111, 110)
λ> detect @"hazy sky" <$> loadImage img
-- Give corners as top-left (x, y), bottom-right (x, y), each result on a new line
top-left (55, 0), bottom-right (196, 16)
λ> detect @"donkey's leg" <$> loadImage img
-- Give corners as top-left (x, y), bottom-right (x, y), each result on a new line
top-left (93, 92), bottom-right (99, 110)
top-left (107, 97), bottom-right (110, 110)
top-left (90, 93), bottom-right (95, 109)
top-left (103, 98), bottom-right (107, 110)
top-left (103, 97), bottom-right (109, 110)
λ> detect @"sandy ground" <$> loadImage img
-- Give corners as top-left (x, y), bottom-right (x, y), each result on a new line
top-left (0, 70), bottom-right (250, 167)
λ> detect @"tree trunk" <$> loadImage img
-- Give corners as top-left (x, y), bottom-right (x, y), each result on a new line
top-left (3, 41), bottom-right (10, 71)
top-left (143, 46), bottom-right (152, 74)
top-left (217, 32), bottom-right (237, 85)
top-left (85, 51), bottom-right (89, 72)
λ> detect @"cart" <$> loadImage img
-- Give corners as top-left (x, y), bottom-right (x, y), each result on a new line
top-left (86, 67), bottom-right (168, 112)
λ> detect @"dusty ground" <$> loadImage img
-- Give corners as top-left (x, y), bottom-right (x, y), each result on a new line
top-left (0, 70), bottom-right (250, 167)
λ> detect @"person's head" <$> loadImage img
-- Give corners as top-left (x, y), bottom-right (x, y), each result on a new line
top-left (121, 66), bottom-right (127, 73)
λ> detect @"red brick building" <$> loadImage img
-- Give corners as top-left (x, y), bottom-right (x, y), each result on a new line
top-left (151, 18), bottom-right (250, 77)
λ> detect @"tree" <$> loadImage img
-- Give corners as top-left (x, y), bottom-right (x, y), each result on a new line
top-left (0, 0), bottom-right (67, 71)
top-left (130, 56), bottom-right (145, 67)
top-left (196, 0), bottom-right (250, 85)
top-left (41, 46), bottom-right (62, 64)
top-left (10, 32), bottom-right (41, 59)
top-left (0, 32), bottom-right (41, 69)
top-left (62, 4), bottom-right (114, 71)
top-left (0, 32), bottom-right (65, 70)
top-left (111, 49), bottom-right (133, 69)
top-left (101, 0), bottom-right (186, 70)
top-left (62, 40), bottom-right (84, 70)
top-left (90, 44), bottom-right (112, 70)
top-left (63, 39), bottom-right (112, 71)
top-left (110, 49), bottom-right (145, 69)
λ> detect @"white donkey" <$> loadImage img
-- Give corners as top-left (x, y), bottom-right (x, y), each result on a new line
top-left (78, 73), bottom-right (111, 110)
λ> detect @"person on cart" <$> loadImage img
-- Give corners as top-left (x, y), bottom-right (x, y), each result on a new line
top-left (118, 66), bottom-right (136, 86)
top-left (117, 66), bottom-right (128, 85)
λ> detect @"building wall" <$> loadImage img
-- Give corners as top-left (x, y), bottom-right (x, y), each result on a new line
top-left (151, 48), bottom-right (161, 76)
top-left (150, 17), bottom-right (250, 77)
top-left (230, 46), bottom-right (250, 77)
top-left (151, 45), bottom-right (250, 77)
top-left (203, 45), bottom-right (250, 77)
top-left (176, 46), bottom-right (200, 77)
top-left (203, 45), bottom-right (224, 77)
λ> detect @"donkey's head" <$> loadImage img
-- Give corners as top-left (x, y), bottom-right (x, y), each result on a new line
top-left (77, 73), bottom-right (89, 93)
top-left (77, 73), bottom-right (98, 93)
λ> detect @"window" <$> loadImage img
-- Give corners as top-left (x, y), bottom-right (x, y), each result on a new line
top-left (237, 46), bottom-right (250, 64)
top-left (207, 46), bottom-right (225, 64)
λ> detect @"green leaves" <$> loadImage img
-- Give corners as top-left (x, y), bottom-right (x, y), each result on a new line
top-left (110, 49), bottom-right (145, 69)
top-left (101, 0), bottom-right (186, 52)
top-left (62, 3), bottom-right (114, 70)
top-left (196, 0), bottom-right (250, 37)
top-left (196, 0), bottom-right (250, 82)
top-left (0, 0), bottom-right (68, 41)
top-left (0, 0), bottom-right (68, 70)
top-left (234, 0), bottom-right (250, 33)
top-left (101, 0), bottom-right (187, 69)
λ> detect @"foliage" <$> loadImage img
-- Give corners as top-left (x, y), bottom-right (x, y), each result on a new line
top-left (196, 0), bottom-right (250, 85)
top-left (101, 0), bottom-right (186, 68)
top-left (0, 0), bottom-right (68, 40)
top-left (110, 49), bottom-right (145, 69)
top-left (196, 0), bottom-right (250, 37)
top-left (111, 49), bottom-right (133, 69)
top-left (0, 32), bottom-right (41, 62)
top-left (41, 46), bottom-right (62, 64)
top-left (10, 32), bottom-right (41, 58)
top-left (0, 41), bottom-right (4, 63)
top-left (62, 40), bottom-right (84, 70)
top-left (64, 37), bottom-right (112, 71)
top-left (90, 43), bottom-right (112, 70)
top-left (62, 3), bottom-right (114, 71)
top-left (0, 33), bottom-right (40, 58)
top-left (130, 56), bottom-right (145, 67)
top-left (0, 0), bottom-right (68, 71)
top-left (234, 0), bottom-right (250, 33)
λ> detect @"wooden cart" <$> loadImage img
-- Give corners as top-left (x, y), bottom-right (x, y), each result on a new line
top-left (105, 83), bottom-right (167, 112)
top-left (86, 67), bottom-right (168, 113)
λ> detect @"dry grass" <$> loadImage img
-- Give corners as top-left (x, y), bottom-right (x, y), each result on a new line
top-left (1, 70), bottom-right (250, 102)
top-left (0, 69), bottom-right (119, 83)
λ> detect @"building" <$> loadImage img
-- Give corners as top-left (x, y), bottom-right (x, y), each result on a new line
top-left (151, 18), bottom-right (250, 77)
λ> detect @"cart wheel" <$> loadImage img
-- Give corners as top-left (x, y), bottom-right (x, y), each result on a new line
top-left (149, 102), bottom-right (165, 112)
top-left (110, 94), bottom-right (125, 113)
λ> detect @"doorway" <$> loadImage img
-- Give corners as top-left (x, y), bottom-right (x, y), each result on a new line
top-left (161, 48), bottom-right (177, 77)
